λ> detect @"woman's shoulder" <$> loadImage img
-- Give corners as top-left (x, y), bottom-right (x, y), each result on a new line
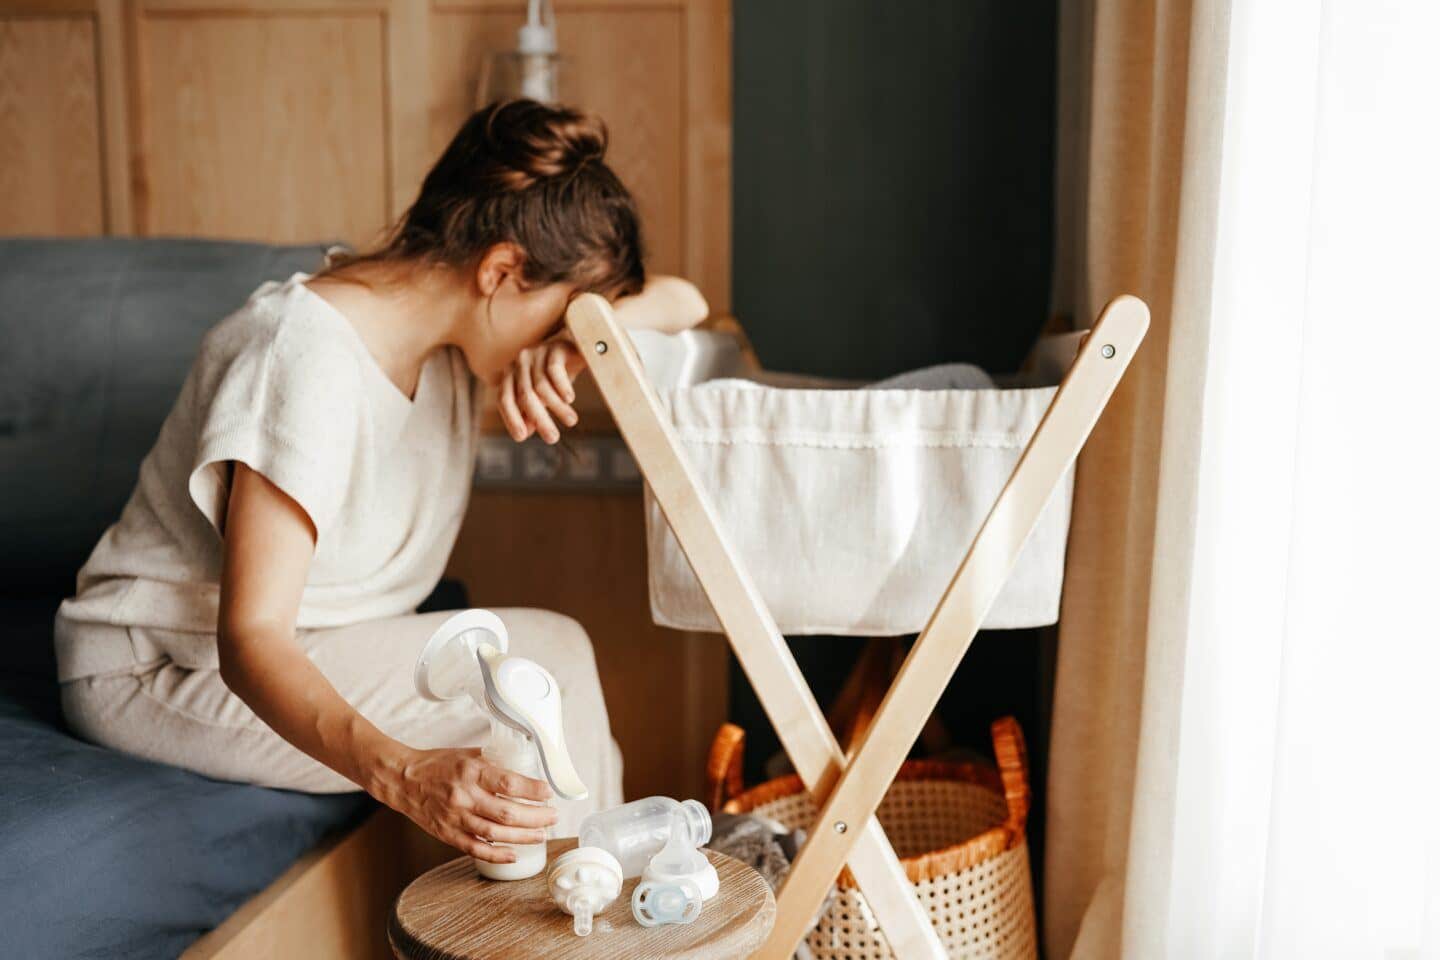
top-left (195, 274), bottom-right (367, 394)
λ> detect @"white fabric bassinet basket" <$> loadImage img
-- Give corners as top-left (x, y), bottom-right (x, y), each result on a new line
top-left (632, 329), bottom-right (1083, 636)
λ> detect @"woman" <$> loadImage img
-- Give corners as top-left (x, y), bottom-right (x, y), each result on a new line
top-left (53, 100), bottom-right (708, 864)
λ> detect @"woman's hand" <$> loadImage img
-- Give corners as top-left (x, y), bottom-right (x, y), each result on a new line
top-left (370, 745), bottom-right (558, 863)
top-left (494, 276), bottom-right (707, 444)
top-left (497, 334), bottom-right (584, 444)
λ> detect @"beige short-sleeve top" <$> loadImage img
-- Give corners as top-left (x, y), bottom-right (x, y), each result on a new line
top-left (57, 273), bottom-right (480, 679)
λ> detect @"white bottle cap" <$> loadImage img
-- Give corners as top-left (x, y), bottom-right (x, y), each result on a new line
top-left (642, 853), bottom-right (720, 901)
top-left (547, 846), bottom-right (623, 937)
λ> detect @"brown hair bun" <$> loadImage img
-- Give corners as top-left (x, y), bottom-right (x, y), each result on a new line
top-left (327, 98), bottom-right (644, 298)
top-left (483, 99), bottom-right (609, 190)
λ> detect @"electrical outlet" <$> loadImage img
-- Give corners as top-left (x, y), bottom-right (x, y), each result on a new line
top-left (522, 443), bottom-right (563, 481)
top-left (478, 444), bottom-right (514, 481)
top-left (610, 448), bottom-right (640, 482)
top-left (473, 434), bottom-right (642, 491)
top-left (568, 443), bottom-right (602, 481)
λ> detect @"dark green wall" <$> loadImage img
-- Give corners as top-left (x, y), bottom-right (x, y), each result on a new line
top-left (726, 1), bottom-right (1062, 898)
top-left (733, 0), bottom-right (1058, 379)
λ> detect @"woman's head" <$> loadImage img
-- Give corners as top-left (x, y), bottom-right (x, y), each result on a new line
top-left (330, 99), bottom-right (645, 377)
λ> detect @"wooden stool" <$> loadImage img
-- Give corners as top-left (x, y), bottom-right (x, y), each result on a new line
top-left (389, 838), bottom-right (776, 960)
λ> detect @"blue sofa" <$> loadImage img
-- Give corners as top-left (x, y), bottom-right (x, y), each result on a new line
top-left (0, 239), bottom-right (391, 958)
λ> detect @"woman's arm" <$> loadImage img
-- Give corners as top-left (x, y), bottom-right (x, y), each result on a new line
top-left (494, 274), bottom-right (709, 442)
top-left (611, 274), bottom-right (709, 334)
top-left (216, 463), bottom-right (557, 862)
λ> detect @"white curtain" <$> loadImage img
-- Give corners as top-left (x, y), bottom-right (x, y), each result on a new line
top-left (1160, 1), bottom-right (1440, 955)
top-left (1049, 0), bottom-right (1440, 956)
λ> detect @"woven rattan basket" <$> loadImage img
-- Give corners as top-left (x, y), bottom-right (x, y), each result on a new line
top-left (706, 717), bottom-right (1037, 960)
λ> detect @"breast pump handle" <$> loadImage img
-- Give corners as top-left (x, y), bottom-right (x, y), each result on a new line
top-left (413, 609), bottom-right (589, 801)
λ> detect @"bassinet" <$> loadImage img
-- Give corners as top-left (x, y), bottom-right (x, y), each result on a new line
top-left (566, 294), bottom-right (1148, 959)
top-left (629, 327), bottom-right (1087, 636)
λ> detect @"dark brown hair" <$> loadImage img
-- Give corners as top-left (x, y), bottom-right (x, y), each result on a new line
top-left (329, 99), bottom-right (644, 297)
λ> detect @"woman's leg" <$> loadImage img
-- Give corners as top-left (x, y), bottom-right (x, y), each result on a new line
top-left (61, 608), bottom-right (624, 835)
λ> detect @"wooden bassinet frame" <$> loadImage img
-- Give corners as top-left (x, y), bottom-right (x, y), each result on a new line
top-left (564, 293), bottom-right (1149, 958)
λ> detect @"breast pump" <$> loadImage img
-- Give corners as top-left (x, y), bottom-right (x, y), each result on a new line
top-left (413, 610), bottom-right (588, 880)
top-left (413, 610), bottom-right (722, 935)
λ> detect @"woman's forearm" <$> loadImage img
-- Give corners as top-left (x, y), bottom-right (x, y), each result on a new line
top-left (218, 627), bottom-right (410, 798)
top-left (613, 274), bottom-right (709, 333)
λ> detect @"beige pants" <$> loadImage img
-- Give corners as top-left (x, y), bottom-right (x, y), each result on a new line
top-left (57, 608), bottom-right (624, 837)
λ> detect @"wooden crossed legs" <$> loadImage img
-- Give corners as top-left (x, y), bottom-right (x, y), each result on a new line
top-left (566, 294), bottom-right (1149, 958)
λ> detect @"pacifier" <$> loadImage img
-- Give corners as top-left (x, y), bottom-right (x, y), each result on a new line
top-left (631, 879), bottom-right (703, 928)
top-left (547, 846), bottom-right (624, 937)
top-left (413, 609), bottom-right (589, 801)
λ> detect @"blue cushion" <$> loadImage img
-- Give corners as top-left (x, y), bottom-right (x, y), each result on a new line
top-left (0, 693), bottom-right (371, 959)
top-left (0, 237), bottom-right (334, 588)
top-left (0, 238), bottom-right (375, 958)
top-left (0, 575), bottom-right (468, 958)
top-left (0, 237), bottom-right (332, 689)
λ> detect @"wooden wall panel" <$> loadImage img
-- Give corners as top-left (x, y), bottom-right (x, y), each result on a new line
top-left (682, 0), bottom-right (729, 314)
top-left (0, 16), bottom-right (105, 234)
top-left (428, 6), bottom-right (685, 277)
top-left (0, 0), bottom-right (728, 300)
top-left (139, 13), bottom-right (389, 245)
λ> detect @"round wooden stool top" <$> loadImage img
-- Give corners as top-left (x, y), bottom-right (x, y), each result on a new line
top-left (390, 838), bottom-right (776, 960)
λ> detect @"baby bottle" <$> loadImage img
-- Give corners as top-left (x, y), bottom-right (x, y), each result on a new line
top-left (474, 724), bottom-right (549, 881)
top-left (577, 797), bottom-right (712, 878)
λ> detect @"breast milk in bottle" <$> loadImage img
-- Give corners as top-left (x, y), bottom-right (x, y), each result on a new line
top-left (474, 725), bottom-right (549, 880)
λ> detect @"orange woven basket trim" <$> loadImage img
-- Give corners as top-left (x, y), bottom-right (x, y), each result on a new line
top-left (721, 772), bottom-right (806, 814)
top-left (725, 760), bottom-right (1002, 813)
top-left (990, 717), bottom-right (1032, 833)
top-left (901, 827), bottom-right (1017, 884)
top-left (705, 723), bottom-right (747, 811)
top-left (892, 759), bottom-right (1004, 791)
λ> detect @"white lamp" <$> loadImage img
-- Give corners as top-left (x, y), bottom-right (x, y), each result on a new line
top-left (478, 0), bottom-right (565, 105)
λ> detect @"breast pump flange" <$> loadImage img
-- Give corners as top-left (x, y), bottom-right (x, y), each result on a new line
top-left (412, 609), bottom-right (589, 802)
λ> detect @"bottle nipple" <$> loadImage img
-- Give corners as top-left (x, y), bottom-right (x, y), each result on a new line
top-left (568, 895), bottom-right (594, 937)
top-left (640, 810), bottom-right (721, 901)
top-left (652, 810), bottom-right (703, 874)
